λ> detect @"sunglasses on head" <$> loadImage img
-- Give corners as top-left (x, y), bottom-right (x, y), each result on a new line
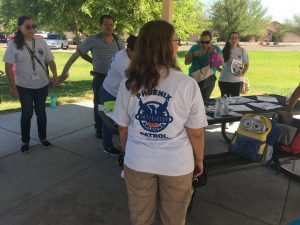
top-left (25, 24), bottom-right (37, 30)
top-left (200, 40), bottom-right (210, 44)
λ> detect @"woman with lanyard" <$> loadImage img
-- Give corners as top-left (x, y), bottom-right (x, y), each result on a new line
top-left (185, 30), bottom-right (223, 101)
top-left (3, 15), bottom-right (59, 154)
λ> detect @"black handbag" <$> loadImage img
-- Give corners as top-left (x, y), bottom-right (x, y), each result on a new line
top-left (187, 167), bottom-right (207, 213)
top-left (192, 169), bottom-right (207, 188)
top-left (198, 74), bottom-right (217, 89)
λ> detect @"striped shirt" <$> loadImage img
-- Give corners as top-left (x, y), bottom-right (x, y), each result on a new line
top-left (79, 33), bottom-right (124, 74)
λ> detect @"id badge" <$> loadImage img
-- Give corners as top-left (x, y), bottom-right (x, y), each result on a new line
top-left (32, 74), bottom-right (40, 80)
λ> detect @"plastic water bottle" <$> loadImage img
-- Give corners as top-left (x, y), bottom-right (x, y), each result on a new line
top-left (50, 95), bottom-right (56, 108)
top-left (222, 94), bottom-right (229, 115)
top-left (214, 98), bottom-right (222, 118)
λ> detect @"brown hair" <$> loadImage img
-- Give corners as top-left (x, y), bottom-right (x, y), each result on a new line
top-left (125, 20), bottom-right (179, 94)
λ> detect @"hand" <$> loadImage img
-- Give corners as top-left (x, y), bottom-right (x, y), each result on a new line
top-left (234, 71), bottom-right (244, 77)
top-left (209, 46), bottom-right (217, 53)
top-left (193, 161), bottom-right (204, 177)
top-left (52, 76), bottom-right (59, 86)
top-left (58, 73), bottom-right (69, 83)
top-left (9, 87), bottom-right (19, 97)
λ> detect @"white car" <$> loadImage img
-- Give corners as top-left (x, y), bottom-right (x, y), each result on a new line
top-left (46, 33), bottom-right (69, 49)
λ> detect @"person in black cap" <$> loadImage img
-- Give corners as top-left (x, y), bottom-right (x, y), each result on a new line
top-left (99, 35), bottom-right (138, 155)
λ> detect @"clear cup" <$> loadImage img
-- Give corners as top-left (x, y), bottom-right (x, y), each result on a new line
top-left (214, 98), bottom-right (222, 118)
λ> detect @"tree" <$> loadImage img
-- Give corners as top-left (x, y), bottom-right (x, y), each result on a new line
top-left (173, 0), bottom-right (211, 41)
top-left (210, 0), bottom-right (270, 40)
top-left (284, 14), bottom-right (300, 35)
top-left (0, 0), bottom-right (210, 41)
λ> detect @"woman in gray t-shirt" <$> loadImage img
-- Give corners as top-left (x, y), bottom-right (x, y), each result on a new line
top-left (3, 16), bottom-right (59, 154)
top-left (219, 32), bottom-right (249, 97)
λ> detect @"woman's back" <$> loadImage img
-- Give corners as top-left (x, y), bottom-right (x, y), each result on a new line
top-left (113, 69), bottom-right (207, 176)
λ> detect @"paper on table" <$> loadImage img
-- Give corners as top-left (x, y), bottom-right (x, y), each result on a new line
top-left (257, 95), bottom-right (278, 103)
top-left (248, 102), bottom-right (282, 110)
top-left (228, 96), bottom-right (255, 104)
top-left (227, 111), bottom-right (243, 116)
top-left (228, 105), bottom-right (253, 111)
top-left (206, 115), bottom-right (214, 120)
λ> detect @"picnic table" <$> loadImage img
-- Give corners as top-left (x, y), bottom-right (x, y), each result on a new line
top-left (98, 94), bottom-right (300, 179)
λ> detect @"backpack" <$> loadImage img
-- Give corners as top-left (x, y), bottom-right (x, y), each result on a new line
top-left (229, 114), bottom-right (275, 162)
top-left (275, 124), bottom-right (300, 154)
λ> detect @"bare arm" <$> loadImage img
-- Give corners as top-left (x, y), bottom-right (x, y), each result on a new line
top-left (242, 64), bottom-right (249, 75)
top-left (119, 126), bottom-right (128, 153)
top-left (185, 52), bottom-right (194, 65)
top-left (47, 60), bottom-right (59, 86)
top-left (287, 85), bottom-right (300, 112)
top-left (5, 63), bottom-right (19, 97)
top-left (186, 127), bottom-right (205, 177)
top-left (76, 47), bottom-right (92, 64)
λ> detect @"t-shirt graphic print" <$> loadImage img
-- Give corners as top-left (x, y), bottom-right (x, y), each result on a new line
top-left (135, 90), bottom-right (173, 139)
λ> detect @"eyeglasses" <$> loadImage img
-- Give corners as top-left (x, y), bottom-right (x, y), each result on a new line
top-left (24, 24), bottom-right (37, 30)
top-left (200, 40), bottom-right (211, 44)
top-left (172, 38), bottom-right (181, 46)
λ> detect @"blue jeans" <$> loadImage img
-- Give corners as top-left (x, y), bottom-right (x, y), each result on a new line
top-left (16, 85), bottom-right (48, 143)
top-left (99, 85), bottom-right (116, 148)
top-left (92, 76), bottom-right (104, 132)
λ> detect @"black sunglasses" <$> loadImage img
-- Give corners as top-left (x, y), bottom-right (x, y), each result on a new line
top-left (200, 40), bottom-right (211, 44)
top-left (25, 24), bottom-right (37, 30)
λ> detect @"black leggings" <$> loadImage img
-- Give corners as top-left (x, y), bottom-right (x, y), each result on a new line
top-left (218, 81), bottom-right (243, 97)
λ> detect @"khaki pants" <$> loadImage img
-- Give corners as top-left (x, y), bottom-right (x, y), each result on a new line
top-left (124, 165), bottom-right (193, 225)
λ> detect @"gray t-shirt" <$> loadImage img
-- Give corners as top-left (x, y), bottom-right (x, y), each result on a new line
top-left (103, 49), bottom-right (130, 97)
top-left (219, 47), bottom-right (249, 82)
top-left (3, 38), bottom-right (54, 89)
top-left (78, 33), bottom-right (124, 74)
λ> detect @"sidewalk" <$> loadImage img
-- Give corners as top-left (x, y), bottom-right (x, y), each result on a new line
top-left (0, 102), bottom-right (299, 225)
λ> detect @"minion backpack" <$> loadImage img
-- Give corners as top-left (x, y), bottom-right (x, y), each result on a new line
top-left (229, 114), bottom-right (279, 162)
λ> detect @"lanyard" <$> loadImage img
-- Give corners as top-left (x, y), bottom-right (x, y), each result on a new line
top-left (24, 39), bottom-right (37, 74)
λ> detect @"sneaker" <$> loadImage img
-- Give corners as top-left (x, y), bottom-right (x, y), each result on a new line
top-left (95, 130), bottom-right (102, 139)
top-left (104, 146), bottom-right (121, 156)
top-left (41, 140), bottom-right (52, 149)
top-left (21, 143), bottom-right (30, 154)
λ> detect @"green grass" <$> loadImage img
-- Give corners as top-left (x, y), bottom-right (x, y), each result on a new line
top-left (1, 49), bottom-right (300, 113)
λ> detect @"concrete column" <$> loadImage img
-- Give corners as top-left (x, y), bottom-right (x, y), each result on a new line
top-left (162, 0), bottom-right (173, 23)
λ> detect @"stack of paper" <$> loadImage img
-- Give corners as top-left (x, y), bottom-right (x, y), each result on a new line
top-left (228, 96), bottom-right (256, 104)
top-left (256, 95), bottom-right (278, 103)
top-left (228, 105), bottom-right (253, 111)
top-left (248, 102), bottom-right (282, 110)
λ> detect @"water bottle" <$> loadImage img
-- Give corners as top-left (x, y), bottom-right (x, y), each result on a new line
top-left (50, 95), bottom-right (56, 108)
top-left (214, 98), bottom-right (222, 118)
top-left (222, 94), bottom-right (229, 115)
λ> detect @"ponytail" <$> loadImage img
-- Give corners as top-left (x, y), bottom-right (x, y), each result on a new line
top-left (14, 15), bottom-right (32, 50)
top-left (222, 41), bottom-right (231, 62)
top-left (14, 29), bottom-right (25, 50)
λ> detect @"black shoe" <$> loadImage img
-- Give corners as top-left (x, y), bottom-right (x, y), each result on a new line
top-left (104, 146), bottom-right (121, 156)
top-left (95, 130), bottom-right (102, 139)
top-left (21, 143), bottom-right (30, 154)
top-left (41, 140), bottom-right (52, 149)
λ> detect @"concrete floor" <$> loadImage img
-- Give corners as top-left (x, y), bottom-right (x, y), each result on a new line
top-left (0, 102), bottom-right (299, 225)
